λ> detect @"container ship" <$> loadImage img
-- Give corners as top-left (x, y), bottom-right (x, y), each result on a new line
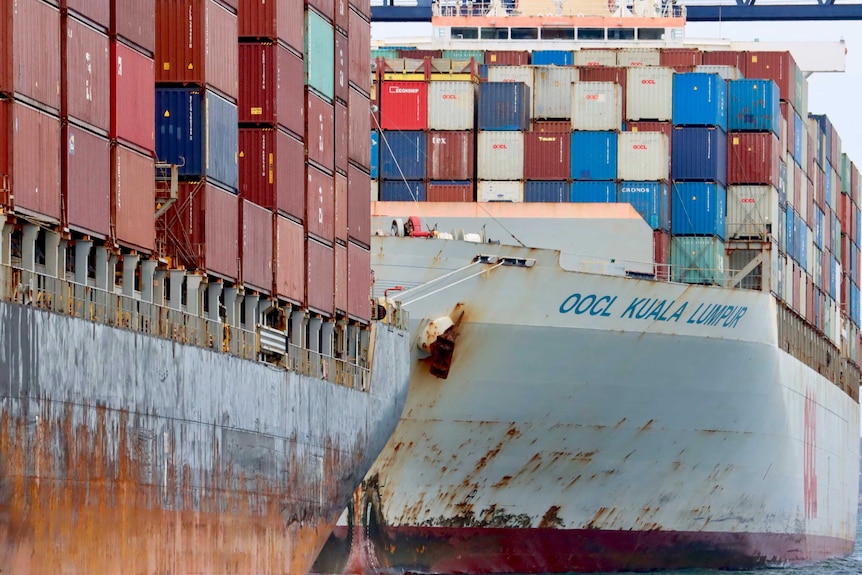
top-left (311, 0), bottom-right (862, 572)
top-left (0, 1), bottom-right (411, 574)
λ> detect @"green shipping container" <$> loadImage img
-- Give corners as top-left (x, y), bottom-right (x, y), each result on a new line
top-left (442, 49), bottom-right (485, 63)
top-left (372, 49), bottom-right (400, 62)
top-left (794, 67), bottom-right (806, 118)
top-left (671, 236), bottom-right (726, 286)
top-left (305, 10), bottom-right (334, 101)
top-left (842, 153), bottom-right (852, 194)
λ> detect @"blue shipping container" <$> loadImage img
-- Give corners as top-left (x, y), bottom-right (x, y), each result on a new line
top-left (727, 79), bottom-right (780, 136)
top-left (478, 82), bottom-right (531, 131)
top-left (156, 87), bottom-right (239, 191)
top-left (852, 283), bottom-right (861, 328)
top-left (830, 256), bottom-right (837, 299)
top-left (671, 73), bottom-right (727, 130)
top-left (795, 213), bottom-right (807, 269)
top-left (779, 205), bottom-right (787, 253)
top-left (570, 131), bottom-right (617, 180)
top-left (531, 50), bottom-right (574, 66)
top-left (778, 160), bottom-right (787, 207)
top-left (380, 180), bottom-right (426, 202)
top-left (852, 243), bottom-right (859, 285)
top-left (570, 181), bottom-right (617, 203)
top-left (793, 112), bottom-right (804, 167)
top-left (380, 131), bottom-right (426, 180)
top-left (671, 126), bottom-right (727, 185)
top-left (524, 181), bottom-right (570, 203)
top-left (825, 160), bottom-right (832, 207)
top-left (815, 207), bottom-right (824, 248)
top-left (619, 181), bottom-right (669, 231)
top-left (786, 207), bottom-right (795, 261)
top-left (671, 182), bottom-right (727, 239)
top-left (370, 131), bottom-right (380, 179)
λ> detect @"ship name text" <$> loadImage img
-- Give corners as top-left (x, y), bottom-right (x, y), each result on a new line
top-left (559, 293), bottom-right (747, 329)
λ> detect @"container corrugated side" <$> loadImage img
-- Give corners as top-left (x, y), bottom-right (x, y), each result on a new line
top-left (306, 164), bottom-right (335, 245)
top-left (728, 131), bottom-right (781, 187)
top-left (477, 131), bottom-right (524, 181)
top-left (307, 90), bottom-right (335, 173)
top-left (335, 100), bottom-right (348, 174)
top-left (531, 50), bottom-right (573, 66)
top-left (380, 130), bottom-right (426, 180)
top-left (238, 127), bottom-right (305, 219)
top-left (334, 31), bottom-right (348, 104)
top-left (671, 73), bottom-right (727, 130)
top-left (112, 143), bottom-right (154, 252)
top-left (478, 82), bottom-right (530, 131)
top-left (694, 65), bottom-right (744, 81)
top-left (571, 181), bottom-right (617, 203)
top-left (64, 16), bottom-right (110, 132)
top-left (0, 0), bottom-right (61, 111)
top-left (428, 81), bottom-right (475, 131)
top-left (727, 79), bottom-right (780, 136)
top-left (348, 8), bottom-right (371, 95)
top-left (370, 130), bottom-right (379, 178)
top-left (63, 0), bottom-right (110, 30)
top-left (670, 236), bottom-right (726, 285)
top-left (112, 40), bottom-right (155, 152)
top-left (571, 82), bottom-right (621, 131)
top-left (618, 181), bottom-right (669, 231)
top-left (347, 164), bottom-right (370, 247)
top-left (532, 66), bottom-right (578, 120)
top-left (478, 181), bottom-right (523, 202)
top-left (442, 50), bottom-right (485, 63)
top-left (660, 48), bottom-right (702, 71)
top-left (275, 215), bottom-right (305, 305)
top-left (671, 126), bottom-right (727, 185)
top-left (487, 65), bottom-right (534, 93)
top-left (238, 43), bottom-right (305, 137)
top-left (702, 50), bottom-right (746, 69)
top-left (578, 66), bottom-right (627, 118)
top-left (484, 51), bottom-right (530, 66)
top-left (380, 180), bottom-right (425, 202)
top-left (625, 66), bottom-right (673, 121)
top-left (348, 240), bottom-right (372, 322)
top-left (570, 131), bottom-right (617, 180)
top-left (335, 172), bottom-right (347, 243)
top-left (335, 241), bottom-right (347, 314)
top-left (241, 199), bottom-right (273, 293)
top-left (524, 181), bottom-right (569, 203)
top-left (428, 181), bottom-right (473, 202)
top-left (238, 0), bottom-right (302, 52)
top-left (348, 87), bottom-right (371, 169)
top-left (616, 48), bottom-right (660, 68)
top-left (670, 182), bottom-right (727, 239)
top-left (744, 51), bottom-right (796, 104)
top-left (427, 131), bottom-right (474, 180)
top-left (524, 132), bottom-right (569, 181)
top-left (380, 81), bottom-right (427, 130)
top-left (617, 132), bottom-right (669, 181)
top-left (573, 49), bottom-right (617, 67)
top-left (64, 124), bottom-right (111, 238)
top-left (111, 0), bottom-right (155, 55)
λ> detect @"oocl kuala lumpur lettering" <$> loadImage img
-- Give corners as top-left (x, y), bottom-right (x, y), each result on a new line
top-left (559, 293), bottom-right (747, 329)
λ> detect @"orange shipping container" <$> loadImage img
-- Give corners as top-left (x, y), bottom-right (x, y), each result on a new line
top-left (335, 242), bottom-right (347, 314)
top-left (64, 124), bottom-right (111, 238)
top-left (275, 215), bottom-right (305, 305)
top-left (112, 143), bottom-right (155, 252)
top-left (347, 240), bottom-right (371, 323)
top-left (307, 237), bottom-right (335, 316)
top-left (0, 0), bottom-right (61, 111)
top-left (241, 199), bottom-right (273, 293)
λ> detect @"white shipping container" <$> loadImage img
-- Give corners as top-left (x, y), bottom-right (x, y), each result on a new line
top-left (617, 131), bottom-right (669, 181)
top-left (571, 82), bottom-right (621, 131)
top-left (371, 180), bottom-right (378, 202)
top-left (616, 48), bottom-right (660, 67)
top-left (798, 174), bottom-right (808, 222)
top-left (800, 127), bottom-right (809, 175)
top-left (693, 65), bottom-right (744, 81)
top-left (487, 66), bottom-right (534, 94)
top-left (807, 226), bottom-right (815, 277)
top-left (626, 67), bottom-right (673, 121)
top-left (427, 81), bottom-right (476, 130)
top-left (784, 255), bottom-right (792, 305)
top-left (726, 185), bottom-right (780, 240)
top-left (813, 245), bottom-right (822, 288)
top-left (573, 49), bottom-right (617, 67)
top-left (780, 116), bottom-right (787, 156)
top-left (478, 181), bottom-right (524, 202)
top-left (477, 131), bottom-right (525, 181)
top-left (533, 66), bottom-right (578, 119)
top-left (830, 167), bottom-right (839, 208)
top-left (771, 250), bottom-right (784, 298)
top-left (799, 267), bottom-right (807, 319)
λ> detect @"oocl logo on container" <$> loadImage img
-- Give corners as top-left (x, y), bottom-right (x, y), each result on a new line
top-left (641, 79), bottom-right (656, 85)
top-left (442, 94), bottom-right (457, 100)
top-left (585, 94), bottom-right (600, 100)
top-left (632, 144), bottom-right (648, 150)
top-left (741, 198), bottom-right (756, 203)
top-left (492, 144), bottom-right (508, 149)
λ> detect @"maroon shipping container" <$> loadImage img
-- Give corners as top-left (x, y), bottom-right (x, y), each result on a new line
top-left (578, 66), bottom-right (626, 116)
top-left (348, 87), bottom-right (371, 169)
top-left (347, 240), bottom-right (371, 322)
top-left (308, 0), bottom-right (334, 22)
top-left (111, 0), bottom-right (155, 55)
top-left (792, 263), bottom-right (801, 313)
top-left (238, 127), bottom-right (305, 219)
top-left (727, 132), bottom-right (781, 187)
top-left (155, 0), bottom-right (238, 100)
top-left (307, 91), bottom-right (335, 173)
top-left (653, 230), bottom-right (671, 280)
top-left (306, 164), bottom-right (335, 244)
top-left (335, 241), bottom-right (347, 314)
top-left (380, 81), bottom-right (427, 130)
top-left (64, 17), bottom-right (111, 132)
top-left (780, 101), bottom-right (794, 158)
top-left (485, 51), bottom-right (530, 66)
top-left (63, 0), bottom-right (110, 30)
top-left (660, 48), bottom-right (702, 71)
top-left (830, 124), bottom-right (841, 170)
top-left (238, 43), bottom-right (304, 137)
top-left (427, 182), bottom-right (473, 202)
top-left (347, 163), bottom-right (371, 248)
top-left (335, 31), bottom-right (349, 103)
top-left (744, 51), bottom-right (796, 104)
top-left (531, 120), bottom-right (571, 133)
top-left (839, 193), bottom-right (852, 235)
top-left (335, 100), bottom-right (349, 174)
top-left (112, 143), bottom-right (155, 252)
top-left (241, 199), bottom-right (273, 292)
top-left (237, 0), bottom-right (303, 53)
top-left (166, 181), bottom-right (239, 280)
top-left (335, 171), bottom-right (348, 242)
top-left (64, 124), bottom-right (111, 238)
top-left (0, 100), bottom-right (62, 222)
top-left (701, 50), bottom-right (745, 69)
top-left (307, 237), bottom-right (335, 315)
top-left (0, 0), bottom-right (61, 111)
top-left (349, 0), bottom-right (371, 20)
top-left (218, 0), bottom-right (237, 12)
top-left (427, 131), bottom-right (474, 181)
top-left (524, 132), bottom-right (570, 181)
top-left (112, 40), bottom-right (155, 152)
top-left (275, 214), bottom-right (305, 305)
top-left (335, 0), bottom-right (349, 33)
top-left (793, 164), bottom-right (802, 210)
top-left (348, 9), bottom-right (371, 95)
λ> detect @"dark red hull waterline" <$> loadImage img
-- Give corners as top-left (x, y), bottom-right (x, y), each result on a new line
top-left (318, 525), bottom-right (853, 574)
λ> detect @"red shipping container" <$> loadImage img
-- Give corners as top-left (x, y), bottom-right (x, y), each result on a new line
top-left (335, 0), bottom-right (349, 33)
top-left (307, 237), bottom-right (335, 315)
top-left (839, 193), bottom-right (852, 237)
top-left (794, 164), bottom-right (802, 210)
top-left (111, 0), bottom-right (155, 56)
top-left (112, 40), bottom-right (155, 152)
top-left (166, 181), bottom-right (239, 281)
top-left (335, 100), bottom-right (349, 174)
top-left (427, 182), bottom-right (473, 202)
top-left (349, 0), bottom-right (371, 20)
top-left (275, 214), bottom-right (305, 305)
top-left (306, 164), bottom-right (335, 245)
top-left (379, 81), bottom-right (427, 130)
top-left (701, 50), bottom-right (745, 69)
top-left (579, 66), bottom-right (627, 117)
top-left (485, 51), bottom-right (530, 66)
top-left (347, 163), bottom-right (370, 248)
top-left (308, 0), bottom-right (334, 22)
top-left (241, 199), bottom-right (273, 293)
top-left (727, 132), bottom-right (781, 187)
top-left (348, 240), bottom-right (371, 322)
top-left (524, 132), bottom-right (570, 181)
top-left (238, 0), bottom-right (303, 53)
top-left (307, 90), bottom-right (335, 173)
top-left (427, 131), bottom-right (474, 180)
top-left (0, 0), bottom-right (61, 111)
top-left (335, 241), bottom-right (347, 314)
top-left (348, 87), bottom-right (371, 169)
top-left (744, 51), bottom-right (796, 104)
top-left (653, 230), bottom-right (671, 280)
top-left (238, 127), bottom-right (305, 219)
top-left (64, 17), bottom-right (111, 132)
top-left (335, 31), bottom-right (349, 103)
top-left (532, 120), bottom-right (571, 133)
top-left (155, 0), bottom-right (238, 101)
top-left (64, 124), bottom-right (111, 238)
top-left (335, 172), bottom-right (348, 243)
top-left (63, 0), bottom-right (110, 30)
top-left (0, 101), bottom-right (62, 221)
top-left (112, 143), bottom-right (155, 252)
top-left (659, 48), bottom-right (702, 71)
top-left (238, 43), bottom-right (304, 137)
